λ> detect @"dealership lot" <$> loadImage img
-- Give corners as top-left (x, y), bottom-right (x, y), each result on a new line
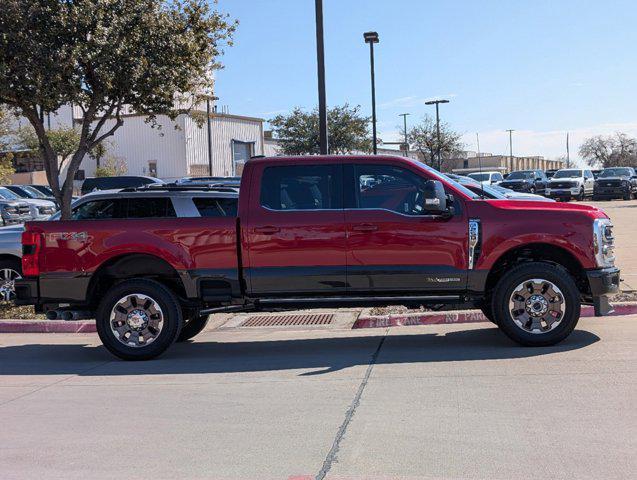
top-left (0, 198), bottom-right (635, 480)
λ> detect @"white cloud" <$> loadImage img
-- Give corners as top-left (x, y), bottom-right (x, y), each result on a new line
top-left (379, 94), bottom-right (457, 109)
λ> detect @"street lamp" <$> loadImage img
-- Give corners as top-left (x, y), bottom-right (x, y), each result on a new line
top-left (364, 31), bottom-right (379, 154)
top-left (399, 113), bottom-right (410, 157)
top-left (315, 0), bottom-right (329, 154)
top-left (425, 99), bottom-right (449, 171)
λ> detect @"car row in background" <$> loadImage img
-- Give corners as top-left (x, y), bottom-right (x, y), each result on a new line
top-left (467, 166), bottom-right (637, 202)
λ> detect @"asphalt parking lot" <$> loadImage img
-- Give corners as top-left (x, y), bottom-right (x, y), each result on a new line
top-left (0, 198), bottom-right (635, 480)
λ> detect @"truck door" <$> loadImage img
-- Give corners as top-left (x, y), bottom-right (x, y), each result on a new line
top-left (344, 162), bottom-right (468, 294)
top-left (243, 161), bottom-right (346, 295)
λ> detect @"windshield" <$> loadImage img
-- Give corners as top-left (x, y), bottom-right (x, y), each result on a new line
top-left (0, 187), bottom-right (20, 200)
top-left (468, 173), bottom-right (490, 182)
top-left (553, 169), bottom-right (582, 179)
top-left (21, 185), bottom-right (48, 198)
top-left (430, 170), bottom-right (480, 199)
top-left (463, 183), bottom-right (506, 199)
top-left (506, 171), bottom-right (533, 180)
top-left (599, 168), bottom-right (633, 178)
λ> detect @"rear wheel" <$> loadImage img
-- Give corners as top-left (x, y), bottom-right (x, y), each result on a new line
top-left (96, 279), bottom-right (183, 360)
top-left (0, 258), bottom-right (22, 302)
top-left (491, 263), bottom-right (581, 346)
top-left (577, 187), bottom-right (585, 201)
top-left (177, 314), bottom-right (210, 342)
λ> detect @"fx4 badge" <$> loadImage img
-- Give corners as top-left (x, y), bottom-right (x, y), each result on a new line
top-left (48, 232), bottom-right (88, 242)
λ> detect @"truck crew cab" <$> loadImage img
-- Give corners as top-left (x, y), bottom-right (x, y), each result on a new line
top-left (16, 156), bottom-right (620, 360)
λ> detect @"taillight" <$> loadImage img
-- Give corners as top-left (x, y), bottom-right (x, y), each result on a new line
top-left (21, 230), bottom-right (42, 277)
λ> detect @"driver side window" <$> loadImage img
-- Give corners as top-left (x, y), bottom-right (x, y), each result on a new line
top-left (353, 164), bottom-right (428, 215)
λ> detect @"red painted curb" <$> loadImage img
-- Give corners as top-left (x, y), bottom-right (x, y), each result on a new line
top-left (353, 303), bottom-right (637, 330)
top-left (0, 320), bottom-right (95, 333)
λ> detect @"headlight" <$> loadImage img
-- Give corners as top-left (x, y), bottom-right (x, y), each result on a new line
top-left (38, 206), bottom-right (56, 215)
top-left (621, 180), bottom-right (629, 187)
top-left (593, 218), bottom-right (615, 267)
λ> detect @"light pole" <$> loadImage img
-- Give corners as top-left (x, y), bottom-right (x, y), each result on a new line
top-left (315, 0), bottom-right (328, 154)
top-left (399, 113), bottom-right (410, 157)
top-left (206, 95), bottom-right (219, 176)
top-left (425, 99), bottom-right (449, 171)
top-left (364, 31), bottom-right (379, 154)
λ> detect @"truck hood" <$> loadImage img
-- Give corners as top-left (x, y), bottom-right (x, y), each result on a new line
top-left (482, 199), bottom-right (608, 219)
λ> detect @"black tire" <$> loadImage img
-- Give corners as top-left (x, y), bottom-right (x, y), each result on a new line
top-left (96, 279), bottom-right (183, 360)
top-left (177, 314), bottom-right (210, 342)
top-left (529, 186), bottom-right (536, 194)
top-left (577, 187), bottom-right (585, 201)
top-left (623, 191), bottom-right (631, 200)
top-left (0, 257), bottom-right (22, 302)
top-left (491, 262), bottom-right (581, 347)
top-left (479, 302), bottom-right (497, 325)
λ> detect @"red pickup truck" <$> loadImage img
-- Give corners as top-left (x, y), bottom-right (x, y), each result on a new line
top-left (16, 155), bottom-right (620, 360)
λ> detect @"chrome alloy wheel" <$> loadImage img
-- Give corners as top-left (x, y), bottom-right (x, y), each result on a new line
top-left (109, 294), bottom-right (164, 347)
top-left (508, 278), bottom-right (566, 334)
top-left (0, 268), bottom-right (21, 302)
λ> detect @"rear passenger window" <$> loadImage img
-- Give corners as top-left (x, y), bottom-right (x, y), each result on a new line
top-left (193, 198), bottom-right (238, 217)
top-left (71, 199), bottom-right (126, 220)
top-left (126, 198), bottom-right (176, 218)
top-left (260, 165), bottom-right (341, 210)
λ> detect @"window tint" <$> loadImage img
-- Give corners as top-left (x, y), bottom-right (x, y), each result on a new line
top-left (71, 199), bottom-right (126, 220)
top-left (193, 197), bottom-right (238, 217)
top-left (494, 173), bottom-right (503, 181)
top-left (260, 165), bottom-right (341, 210)
top-left (127, 197), bottom-right (176, 218)
top-left (354, 164), bottom-right (429, 215)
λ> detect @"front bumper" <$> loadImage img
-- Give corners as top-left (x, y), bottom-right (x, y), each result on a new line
top-left (593, 186), bottom-right (630, 198)
top-left (546, 187), bottom-right (580, 198)
top-left (586, 267), bottom-right (620, 316)
top-left (1, 213), bottom-right (31, 225)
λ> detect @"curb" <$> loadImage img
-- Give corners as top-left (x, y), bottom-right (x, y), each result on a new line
top-left (0, 319), bottom-right (96, 333)
top-left (353, 302), bottom-right (637, 330)
top-left (0, 303), bottom-right (636, 334)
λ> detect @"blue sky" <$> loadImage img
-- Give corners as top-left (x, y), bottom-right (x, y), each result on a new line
top-left (214, 0), bottom-right (637, 161)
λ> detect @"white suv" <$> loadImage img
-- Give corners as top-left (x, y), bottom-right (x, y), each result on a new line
top-left (546, 168), bottom-right (595, 201)
top-left (467, 171), bottom-right (504, 185)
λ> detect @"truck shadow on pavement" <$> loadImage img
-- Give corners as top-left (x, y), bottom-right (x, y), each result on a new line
top-left (0, 327), bottom-right (600, 377)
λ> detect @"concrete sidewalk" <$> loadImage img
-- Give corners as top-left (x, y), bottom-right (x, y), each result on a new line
top-left (1, 316), bottom-right (635, 479)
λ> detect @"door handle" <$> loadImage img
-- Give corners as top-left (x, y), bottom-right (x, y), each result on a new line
top-left (254, 226), bottom-right (280, 234)
top-left (352, 223), bottom-right (378, 232)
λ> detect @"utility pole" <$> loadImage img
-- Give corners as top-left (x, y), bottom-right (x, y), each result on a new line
top-left (364, 31), bottom-right (380, 154)
top-left (566, 132), bottom-right (570, 168)
top-left (399, 113), bottom-right (410, 157)
top-left (425, 99), bottom-right (449, 171)
top-left (206, 95), bottom-right (219, 176)
top-left (315, 0), bottom-right (328, 154)
top-left (506, 129), bottom-right (515, 159)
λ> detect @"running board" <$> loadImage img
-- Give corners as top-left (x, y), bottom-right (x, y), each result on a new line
top-left (199, 295), bottom-right (461, 315)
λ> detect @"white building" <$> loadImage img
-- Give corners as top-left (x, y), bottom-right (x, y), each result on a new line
top-left (78, 110), bottom-right (265, 180)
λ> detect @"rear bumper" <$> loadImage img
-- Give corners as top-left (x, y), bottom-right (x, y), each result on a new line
top-left (586, 267), bottom-right (620, 316)
top-left (14, 278), bottom-right (39, 306)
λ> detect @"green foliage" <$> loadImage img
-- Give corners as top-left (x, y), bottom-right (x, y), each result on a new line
top-left (270, 104), bottom-right (372, 155)
top-left (579, 133), bottom-right (637, 168)
top-left (405, 115), bottom-right (464, 171)
top-left (0, 0), bottom-right (236, 218)
top-left (17, 126), bottom-right (80, 166)
top-left (94, 156), bottom-right (127, 177)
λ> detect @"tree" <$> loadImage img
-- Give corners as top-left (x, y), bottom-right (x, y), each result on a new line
top-left (95, 156), bottom-right (127, 177)
top-left (17, 126), bottom-right (80, 173)
top-left (404, 115), bottom-right (464, 171)
top-left (0, 0), bottom-right (236, 218)
top-left (0, 107), bottom-right (17, 183)
top-left (579, 133), bottom-right (637, 168)
top-left (270, 104), bottom-right (372, 155)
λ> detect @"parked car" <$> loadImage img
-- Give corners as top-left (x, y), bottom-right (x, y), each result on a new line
top-left (28, 184), bottom-right (55, 197)
top-left (466, 171), bottom-right (504, 185)
top-left (80, 175), bottom-right (164, 195)
top-left (446, 174), bottom-right (553, 201)
top-left (16, 155), bottom-right (619, 360)
top-left (593, 167), bottom-right (637, 200)
top-left (176, 176), bottom-right (241, 188)
top-left (546, 168), bottom-right (595, 201)
top-left (6, 184), bottom-right (55, 202)
top-left (0, 191), bottom-right (32, 226)
top-left (0, 186), bottom-right (57, 220)
top-left (499, 169), bottom-right (549, 195)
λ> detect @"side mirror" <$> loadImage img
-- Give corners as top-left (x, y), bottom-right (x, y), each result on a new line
top-left (423, 180), bottom-right (449, 216)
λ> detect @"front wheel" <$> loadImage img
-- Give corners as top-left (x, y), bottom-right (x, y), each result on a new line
top-left (491, 263), bottom-right (581, 346)
top-left (0, 258), bottom-right (22, 302)
top-left (577, 188), bottom-right (585, 201)
top-left (96, 279), bottom-right (183, 360)
top-left (177, 314), bottom-right (210, 342)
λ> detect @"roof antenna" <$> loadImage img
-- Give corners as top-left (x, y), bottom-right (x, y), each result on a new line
top-left (476, 132), bottom-right (486, 199)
